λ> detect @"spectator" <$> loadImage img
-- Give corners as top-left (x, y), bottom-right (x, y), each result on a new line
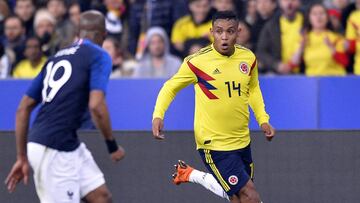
top-left (184, 37), bottom-right (210, 55)
top-left (290, 3), bottom-right (348, 76)
top-left (134, 27), bottom-right (181, 78)
top-left (251, 0), bottom-right (277, 51)
top-left (3, 15), bottom-right (26, 68)
top-left (345, 0), bottom-right (360, 75)
top-left (14, 0), bottom-right (35, 37)
top-left (128, 0), bottom-right (187, 56)
top-left (237, 20), bottom-right (252, 50)
top-left (341, 0), bottom-right (356, 30)
top-left (257, 0), bottom-right (303, 74)
top-left (12, 36), bottom-right (47, 78)
top-left (212, 0), bottom-right (236, 12)
top-left (34, 9), bottom-right (60, 56)
top-left (47, 0), bottom-right (76, 48)
top-left (104, 0), bottom-right (128, 39)
top-left (327, 0), bottom-right (350, 33)
top-left (0, 0), bottom-right (10, 36)
top-left (171, 0), bottom-right (213, 54)
top-left (0, 43), bottom-right (10, 78)
top-left (103, 37), bottom-right (136, 77)
top-left (245, 0), bottom-right (257, 25)
top-left (69, 1), bottom-right (81, 27)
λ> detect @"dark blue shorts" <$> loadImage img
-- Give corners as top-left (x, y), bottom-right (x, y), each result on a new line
top-left (198, 144), bottom-right (254, 197)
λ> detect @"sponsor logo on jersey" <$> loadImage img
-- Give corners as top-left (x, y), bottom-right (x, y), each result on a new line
top-left (212, 68), bottom-right (221, 74)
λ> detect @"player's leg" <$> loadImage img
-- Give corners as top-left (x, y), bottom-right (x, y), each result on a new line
top-left (172, 160), bottom-right (229, 200)
top-left (79, 143), bottom-right (112, 203)
top-left (27, 142), bottom-right (81, 203)
top-left (236, 144), bottom-right (260, 203)
top-left (82, 184), bottom-right (112, 203)
top-left (236, 179), bottom-right (260, 203)
top-left (198, 148), bottom-right (259, 203)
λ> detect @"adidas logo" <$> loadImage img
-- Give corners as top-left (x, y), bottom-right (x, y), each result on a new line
top-left (212, 68), bottom-right (221, 74)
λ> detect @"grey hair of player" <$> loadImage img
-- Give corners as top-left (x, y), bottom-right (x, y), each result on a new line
top-left (78, 10), bottom-right (106, 46)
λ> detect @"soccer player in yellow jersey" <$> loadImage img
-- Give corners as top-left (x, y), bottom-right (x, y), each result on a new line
top-left (152, 11), bottom-right (275, 203)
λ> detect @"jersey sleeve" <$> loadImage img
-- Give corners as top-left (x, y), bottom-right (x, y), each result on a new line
top-left (248, 59), bottom-right (270, 126)
top-left (153, 60), bottom-right (197, 119)
top-left (25, 68), bottom-right (45, 103)
top-left (90, 50), bottom-right (112, 93)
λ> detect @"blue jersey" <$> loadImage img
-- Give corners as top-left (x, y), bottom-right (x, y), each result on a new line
top-left (26, 39), bottom-right (112, 151)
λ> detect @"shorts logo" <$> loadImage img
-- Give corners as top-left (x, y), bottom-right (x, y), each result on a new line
top-left (239, 63), bottom-right (249, 74)
top-left (228, 175), bottom-right (238, 185)
top-left (67, 190), bottom-right (74, 200)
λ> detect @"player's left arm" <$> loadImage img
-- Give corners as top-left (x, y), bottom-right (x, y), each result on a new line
top-left (89, 50), bottom-right (124, 162)
top-left (248, 59), bottom-right (275, 141)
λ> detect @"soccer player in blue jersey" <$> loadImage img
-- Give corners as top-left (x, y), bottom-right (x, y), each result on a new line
top-left (5, 11), bottom-right (125, 203)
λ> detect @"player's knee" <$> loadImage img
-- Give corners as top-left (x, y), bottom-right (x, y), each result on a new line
top-left (240, 181), bottom-right (261, 203)
top-left (86, 187), bottom-right (112, 203)
top-left (99, 190), bottom-right (112, 203)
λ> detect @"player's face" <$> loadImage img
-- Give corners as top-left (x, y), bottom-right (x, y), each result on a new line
top-left (211, 19), bottom-right (239, 56)
top-left (309, 5), bottom-right (328, 30)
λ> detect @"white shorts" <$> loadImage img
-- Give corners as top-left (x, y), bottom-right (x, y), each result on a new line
top-left (27, 142), bottom-right (105, 203)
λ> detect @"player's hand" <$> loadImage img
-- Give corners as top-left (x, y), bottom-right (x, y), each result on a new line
top-left (261, 123), bottom-right (275, 142)
top-left (5, 158), bottom-right (29, 193)
top-left (110, 145), bottom-right (125, 162)
top-left (152, 118), bottom-right (165, 140)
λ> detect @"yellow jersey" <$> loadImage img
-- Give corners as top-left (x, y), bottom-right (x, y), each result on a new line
top-left (304, 31), bottom-right (346, 76)
top-left (280, 12), bottom-right (303, 73)
top-left (13, 56), bottom-right (47, 78)
top-left (153, 44), bottom-right (269, 151)
top-left (345, 10), bottom-right (360, 75)
top-left (171, 15), bottom-right (212, 44)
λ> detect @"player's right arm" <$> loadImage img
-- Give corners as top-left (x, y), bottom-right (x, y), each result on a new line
top-left (152, 59), bottom-right (197, 139)
top-left (89, 50), bottom-right (124, 162)
top-left (5, 70), bottom-right (43, 192)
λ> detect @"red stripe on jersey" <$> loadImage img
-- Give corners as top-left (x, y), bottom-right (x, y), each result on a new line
top-left (187, 61), bottom-right (218, 99)
top-left (249, 59), bottom-right (257, 76)
top-left (187, 61), bottom-right (215, 80)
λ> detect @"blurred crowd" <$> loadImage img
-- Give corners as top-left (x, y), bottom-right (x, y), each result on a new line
top-left (0, 0), bottom-right (359, 79)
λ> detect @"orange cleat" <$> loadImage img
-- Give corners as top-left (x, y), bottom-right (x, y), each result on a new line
top-left (172, 160), bottom-right (194, 185)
